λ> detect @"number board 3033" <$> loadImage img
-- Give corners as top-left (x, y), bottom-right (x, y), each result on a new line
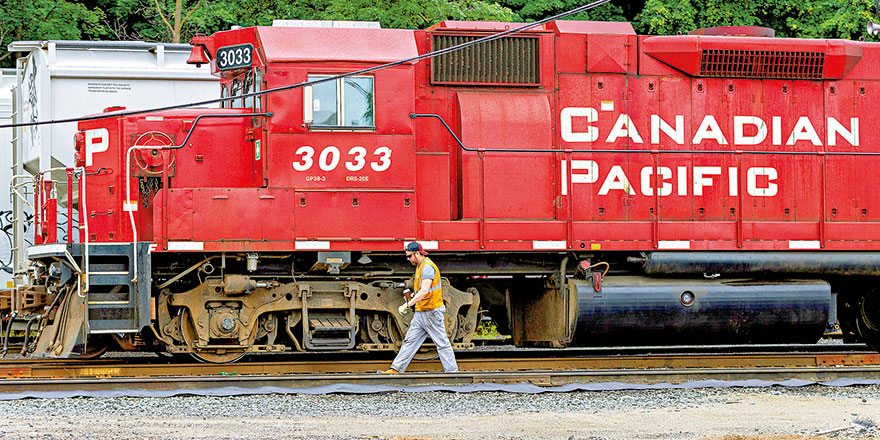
top-left (216, 44), bottom-right (254, 70)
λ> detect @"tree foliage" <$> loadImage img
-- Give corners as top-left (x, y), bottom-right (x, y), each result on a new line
top-left (1, 0), bottom-right (106, 65)
top-left (634, 0), bottom-right (878, 39)
top-left (320, 0), bottom-right (519, 29)
top-left (499, 0), bottom-right (626, 22)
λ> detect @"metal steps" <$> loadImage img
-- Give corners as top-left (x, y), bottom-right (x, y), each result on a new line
top-left (85, 244), bottom-right (150, 334)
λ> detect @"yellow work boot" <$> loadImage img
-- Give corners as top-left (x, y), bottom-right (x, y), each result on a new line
top-left (379, 368), bottom-right (399, 374)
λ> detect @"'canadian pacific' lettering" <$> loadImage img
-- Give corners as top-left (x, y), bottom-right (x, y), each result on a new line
top-left (560, 107), bottom-right (859, 147)
top-left (561, 160), bottom-right (778, 198)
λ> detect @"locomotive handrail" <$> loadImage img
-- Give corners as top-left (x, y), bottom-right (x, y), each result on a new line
top-left (410, 113), bottom-right (880, 156)
top-left (169, 112), bottom-right (273, 150)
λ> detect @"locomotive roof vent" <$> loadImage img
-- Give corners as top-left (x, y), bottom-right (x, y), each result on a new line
top-left (430, 33), bottom-right (540, 86)
top-left (700, 49), bottom-right (825, 79)
top-left (642, 34), bottom-right (862, 80)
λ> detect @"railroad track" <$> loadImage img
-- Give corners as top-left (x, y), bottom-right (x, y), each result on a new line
top-left (0, 344), bottom-right (878, 395)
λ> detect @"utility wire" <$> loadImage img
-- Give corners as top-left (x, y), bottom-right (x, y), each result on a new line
top-left (0, 0), bottom-right (610, 130)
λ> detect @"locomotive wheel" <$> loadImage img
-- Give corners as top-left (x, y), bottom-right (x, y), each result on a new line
top-left (74, 339), bottom-right (109, 359)
top-left (179, 309), bottom-right (245, 363)
top-left (857, 292), bottom-right (880, 351)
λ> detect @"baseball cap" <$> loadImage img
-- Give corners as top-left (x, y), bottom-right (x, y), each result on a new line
top-left (405, 241), bottom-right (427, 255)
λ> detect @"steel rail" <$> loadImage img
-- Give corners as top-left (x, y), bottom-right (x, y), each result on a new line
top-left (0, 352), bottom-right (877, 383)
top-left (1, 365), bottom-right (879, 395)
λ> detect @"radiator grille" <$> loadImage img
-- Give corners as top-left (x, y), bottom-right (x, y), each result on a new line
top-left (700, 49), bottom-right (825, 79)
top-left (431, 35), bottom-right (539, 85)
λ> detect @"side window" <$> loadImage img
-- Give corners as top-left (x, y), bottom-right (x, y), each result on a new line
top-left (242, 72), bottom-right (254, 108)
top-left (304, 75), bottom-right (374, 129)
top-left (220, 84), bottom-right (229, 109)
top-left (253, 69), bottom-right (262, 112)
top-left (223, 70), bottom-right (258, 110)
top-left (230, 78), bottom-right (242, 108)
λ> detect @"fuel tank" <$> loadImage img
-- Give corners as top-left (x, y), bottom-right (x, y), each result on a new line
top-left (569, 277), bottom-right (832, 346)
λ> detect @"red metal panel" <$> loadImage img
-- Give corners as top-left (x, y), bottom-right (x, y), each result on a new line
top-left (188, 188), bottom-right (294, 241)
top-left (658, 222), bottom-right (737, 240)
top-left (418, 221), bottom-right (479, 241)
top-left (482, 153), bottom-right (556, 219)
top-left (826, 224), bottom-right (880, 240)
top-left (826, 81), bottom-right (880, 224)
top-left (192, 189), bottom-right (259, 240)
top-left (554, 33), bottom-right (587, 74)
top-left (484, 221), bottom-right (566, 241)
top-left (547, 20), bottom-right (636, 36)
top-left (455, 92), bottom-right (553, 149)
top-left (588, 75), bottom-right (629, 222)
top-left (654, 76), bottom-right (693, 222)
top-left (637, 36), bottom-right (689, 76)
top-left (77, 116), bottom-right (129, 242)
top-left (745, 221), bottom-right (820, 240)
top-left (415, 152), bottom-right (451, 221)
top-left (268, 134), bottom-right (415, 190)
top-left (257, 27), bottom-right (418, 63)
top-left (151, 112), bottom-right (257, 189)
top-left (690, 78), bottom-right (728, 224)
top-left (455, 92), bottom-right (556, 220)
top-left (162, 189), bottom-right (193, 241)
top-left (556, 74), bottom-right (592, 222)
top-left (573, 221), bottom-right (653, 241)
top-left (627, 76), bottom-right (659, 223)
top-left (294, 191), bottom-right (415, 240)
top-left (587, 34), bottom-right (634, 74)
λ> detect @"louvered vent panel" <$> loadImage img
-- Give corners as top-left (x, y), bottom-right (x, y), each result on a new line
top-left (700, 50), bottom-right (824, 79)
top-left (432, 35), bottom-right (539, 85)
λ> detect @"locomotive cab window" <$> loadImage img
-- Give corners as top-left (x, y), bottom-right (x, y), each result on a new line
top-left (304, 75), bottom-right (374, 129)
top-left (222, 69), bottom-right (261, 111)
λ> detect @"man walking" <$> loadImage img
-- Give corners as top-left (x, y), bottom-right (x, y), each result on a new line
top-left (381, 242), bottom-right (458, 373)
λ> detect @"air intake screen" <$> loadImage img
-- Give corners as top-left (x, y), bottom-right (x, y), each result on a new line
top-left (431, 35), bottom-right (539, 86)
top-left (700, 49), bottom-right (825, 79)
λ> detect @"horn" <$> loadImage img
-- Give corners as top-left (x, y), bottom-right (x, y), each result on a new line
top-left (868, 20), bottom-right (880, 35)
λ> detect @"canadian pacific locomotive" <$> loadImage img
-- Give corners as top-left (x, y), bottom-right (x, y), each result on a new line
top-left (3, 19), bottom-right (880, 362)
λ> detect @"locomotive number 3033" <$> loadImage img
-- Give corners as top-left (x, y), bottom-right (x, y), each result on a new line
top-left (293, 145), bottom-right (392, 173)
top-left (216, 44), bottom-right (253, 70)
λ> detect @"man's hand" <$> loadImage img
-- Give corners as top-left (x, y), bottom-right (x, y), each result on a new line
top-left (398, 302), bottom-right (409, 315)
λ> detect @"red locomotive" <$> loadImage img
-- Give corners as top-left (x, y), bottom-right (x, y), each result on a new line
top-left (4, 19), bottom-right (879, 362)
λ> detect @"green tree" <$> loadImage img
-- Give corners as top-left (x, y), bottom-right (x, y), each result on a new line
top-left (104, 0), bottom-right (210, 42)
top-left (1, 0), bottom-right (106, 66)
top-left (634, 0), bottom-right (877, 39)
top-left (500, 0), bottom-right (626, 22)
top-left (320, 0), bottom-right (519, 29)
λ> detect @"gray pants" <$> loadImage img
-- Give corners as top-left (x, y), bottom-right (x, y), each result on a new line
top-left (390, 305), bottom-right (458, 373)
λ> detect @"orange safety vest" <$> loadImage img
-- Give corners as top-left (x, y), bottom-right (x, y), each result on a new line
top-left (413, 257), bottom-right (443, 311)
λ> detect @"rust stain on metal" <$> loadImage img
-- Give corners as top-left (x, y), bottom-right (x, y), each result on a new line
top-left (817, 354), bottom-right (880, 366)
top-left (0, 367), bottom-right (32, 378)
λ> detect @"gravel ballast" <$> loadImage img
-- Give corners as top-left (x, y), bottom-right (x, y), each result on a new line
top-left (0, 384), bottom-right (878, 439)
